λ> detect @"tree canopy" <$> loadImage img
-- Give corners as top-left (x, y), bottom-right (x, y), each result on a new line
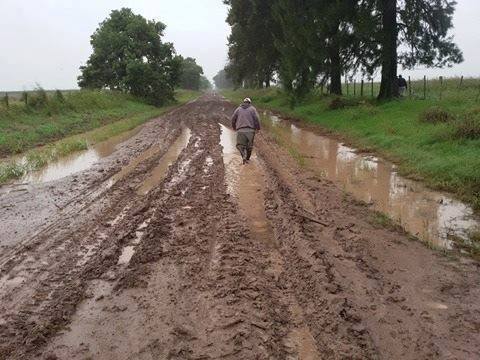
top-left (78, 8), bottom-right (181, 105)
top-left (223, 0), bottom-right (463, 101)
top-left (199, 75), bottom-right (213, 90)
top-left (224, 0), bottom-right (279, 88)
top-left (177, 56), bottom-right (206, 91)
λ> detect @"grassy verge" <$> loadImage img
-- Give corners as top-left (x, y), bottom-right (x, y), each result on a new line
top-left (222, 87), bottom-right (480, 211)
top-left (0, 89), bottom-right (199, 183)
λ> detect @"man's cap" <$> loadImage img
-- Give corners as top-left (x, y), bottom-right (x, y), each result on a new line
top-left (243, 97), bottom-right (252, 103)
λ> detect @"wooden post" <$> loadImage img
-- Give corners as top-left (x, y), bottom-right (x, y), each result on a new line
top-left (354, 80), bottom-right (356, 96)
top-left (320, 83), bottom-right (324, 95)
top-left (361, 79), bottom-right (364, 97)
top-left (459, 75), bottom-right (464, 89)
top-left (4, 92), bottom-right (8, 108)
top-left (423, 76), bottom-right (427, 100)
top-left (408, 76), bottom-right (412, 97)
top-left (346, 76), bottom-right (349, 96)
top-left (439, 76), bottom-right (443, 100)
top-left (371, 78), bottom-right (374, 98)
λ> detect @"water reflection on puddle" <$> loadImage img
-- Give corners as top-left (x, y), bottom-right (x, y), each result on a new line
top-left (16, 127), bottom-right (141, 184)
top-left (137, 128), bottom-right (191, 195)
top-left (117, 246), bottom-right (135, 265)
top-left (219, 124), bottom-right (240, 196)
top-left (264, 114), bottom-right (479, 248)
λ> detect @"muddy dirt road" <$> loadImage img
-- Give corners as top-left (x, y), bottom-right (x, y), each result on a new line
top-left (1, 95), bottom-right (479, 359)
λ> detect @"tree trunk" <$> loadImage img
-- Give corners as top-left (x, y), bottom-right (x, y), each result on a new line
top-left (265, 72), bottom-right (271, 88)
top-left (378, 0), bottom-right (399, 100)
top-left (328, 24), bottom-right (342, 95)
top-left (330, 50), bottom-right (342, 95)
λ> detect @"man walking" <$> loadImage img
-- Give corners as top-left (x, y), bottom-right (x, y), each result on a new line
top-left (398, 75), bottom-right (408, 96)
top-left (231, 97), bottom-right (260, 164)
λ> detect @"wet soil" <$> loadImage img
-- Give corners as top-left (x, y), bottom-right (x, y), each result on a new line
top-left (0, 95), bottom-right (479, 359)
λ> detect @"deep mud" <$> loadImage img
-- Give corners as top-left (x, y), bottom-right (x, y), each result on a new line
top-left (0, 95), bottom-right (479, 359)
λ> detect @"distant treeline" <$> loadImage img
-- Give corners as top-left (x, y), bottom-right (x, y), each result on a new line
top-left (78, 8), bottom-right (210, 106)
top-left (218, 0), bottom-right (463, 101)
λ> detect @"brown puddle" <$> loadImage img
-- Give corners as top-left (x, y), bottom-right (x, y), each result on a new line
top-left (14, 127), bottom-right (142, 184)
top-left (220, 124), bottom-right (320, 358)
top-left (265, 114), bottom-right (479, 249)
top-left (137, 128), bottom-right (192, 195)
top-left (219, 124), bottom-right (241, 196)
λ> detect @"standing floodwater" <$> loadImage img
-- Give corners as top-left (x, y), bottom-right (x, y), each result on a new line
top-left (264, 114), bottom-right (479, 249)
top-left (9, 127), bottom-right (142, 185)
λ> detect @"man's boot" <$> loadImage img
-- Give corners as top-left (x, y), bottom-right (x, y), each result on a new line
top-left (246, 148), bottom-right (252, 161)
top-left (238, 147), bottom-right (247, 164)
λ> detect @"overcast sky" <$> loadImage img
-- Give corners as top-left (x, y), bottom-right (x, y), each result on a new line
top-left (1, 0), bottom-right (479, 91)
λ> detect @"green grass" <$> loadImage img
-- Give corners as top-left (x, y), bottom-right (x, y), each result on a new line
top-left (0, 89), bottom-right (199, 183)
top-left (222, 85), bottom-right (480, 211)
top-left (0, 89), bottom-right (199, 156)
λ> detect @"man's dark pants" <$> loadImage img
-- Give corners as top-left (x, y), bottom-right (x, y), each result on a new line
top-left (236, 129), bottom-right (256, 161)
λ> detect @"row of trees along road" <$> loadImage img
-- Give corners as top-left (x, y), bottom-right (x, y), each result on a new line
top-left (177, 56), bottom-right (212, 91)
top-left (223, 0), bottom-right (464, 101)
top-left (78, 8), bottom-right (210, 106)
top-left (213, 69), bottom-right (234, 89)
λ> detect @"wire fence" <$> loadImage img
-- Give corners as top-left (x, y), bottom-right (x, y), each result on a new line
top-left (1, 89), bottom-right (80, 109)
top-left (330, 76), bottom-right (480, 101)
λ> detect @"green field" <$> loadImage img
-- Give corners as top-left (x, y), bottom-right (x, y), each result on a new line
top-left (0, 89), bottom-right (199, 183)
top-left (223, 83), bottom-right (480, 211)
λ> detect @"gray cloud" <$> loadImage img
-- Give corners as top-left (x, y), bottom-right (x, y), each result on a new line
top-left (0, 0), bottom-right (478, 91)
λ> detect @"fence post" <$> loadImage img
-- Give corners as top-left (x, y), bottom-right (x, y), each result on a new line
top-left (354, 80), bottom-right (356, 96)
top-left (4, 92), bottom-right (8, 108)
top-left (346, 76), bottom-right (349, 96)
top-left (408, 76), bottom-right (412, 98)
top-left (320, 83), bottom-right (324, 95)
top-left (439, 76), bottom-right (443, 100)
top-left (371, 78), bottom-right (374, 98)
top-left (361, 79), bottom-right (364, 97)
top-left (459, 75), bottom-right (464, 89)
top-left (23, 91), bottom-right (28, 106)
top-left (423, 76), bottom-right (427, 100)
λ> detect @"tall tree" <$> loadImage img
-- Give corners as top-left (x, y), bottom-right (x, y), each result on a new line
top-left (318, 0), bottom-right (358, 95)
top-left (224, 0), bottom-right (279, 88)
top-left (273, 0), bottom-right (318, 100)
top-left (78, 8), bottom-right (180, 105)
top-left (273, 0), bottom-right (360, 98)
top-left (378, 0), bottom-right (399, 99)
top-left (376, 0), bottom-right (463, 99)
top-left (177, 56), bottom-right (205, 90)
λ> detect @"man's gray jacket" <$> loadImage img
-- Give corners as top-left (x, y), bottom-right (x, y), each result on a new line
top-left (231, 103), bottom-right (261, 131)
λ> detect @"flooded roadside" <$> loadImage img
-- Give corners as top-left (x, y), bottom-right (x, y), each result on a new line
top-left (5, 126), bottom-right (143, 185)
top-left (264, 114), bottom-right (479, 249)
